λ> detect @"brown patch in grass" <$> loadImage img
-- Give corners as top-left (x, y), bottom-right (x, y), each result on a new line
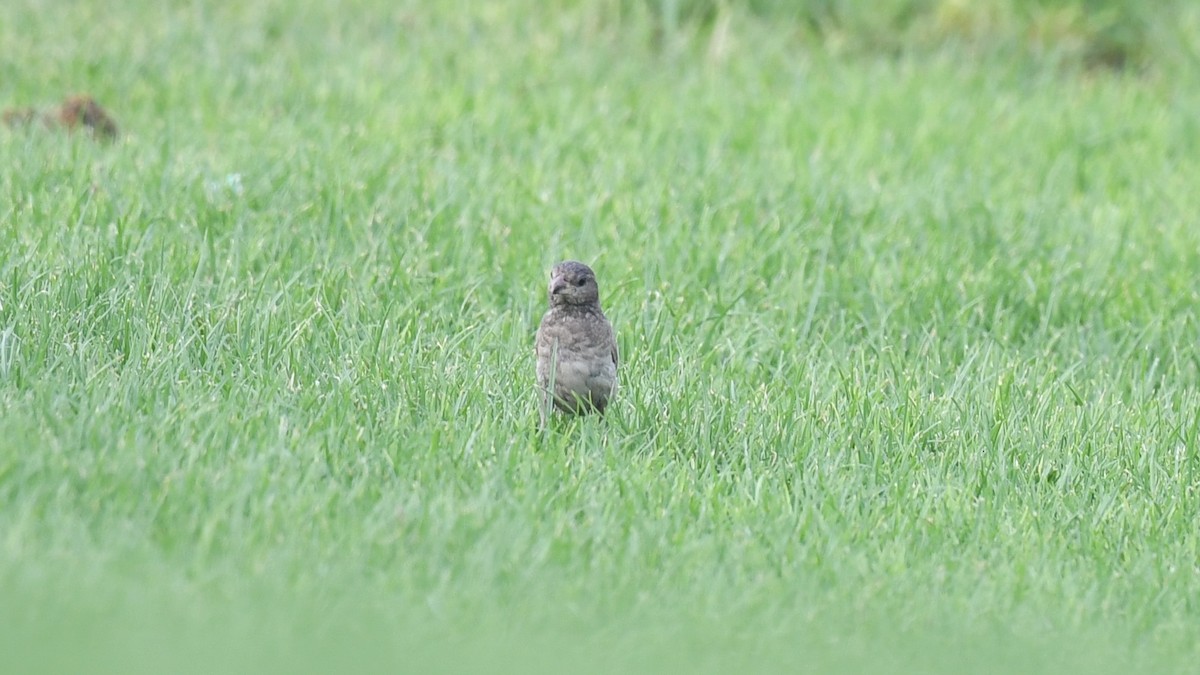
top-left (57, 95), bottom-right (120, 140)
top-left (2, 94), bottom-right (120, 141)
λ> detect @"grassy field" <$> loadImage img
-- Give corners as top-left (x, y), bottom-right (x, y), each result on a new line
top-left (3, 0), bottom-right (1200, 672)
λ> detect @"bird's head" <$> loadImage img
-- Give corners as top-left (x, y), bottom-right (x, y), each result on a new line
top-left (548, 260), bottom-right (600, 307)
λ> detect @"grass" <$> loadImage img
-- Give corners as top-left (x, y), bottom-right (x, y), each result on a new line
top-left (3, 0), bottom-right (1200, 672)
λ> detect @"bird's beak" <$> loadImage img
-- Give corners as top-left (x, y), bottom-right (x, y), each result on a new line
top-left (550, 277), bottom-right (567, 295)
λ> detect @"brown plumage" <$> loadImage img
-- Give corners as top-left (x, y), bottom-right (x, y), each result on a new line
top-left (535, 260), bottom-right (618, 425)
top-left (2, 95), bottom-right (119, 141)
top-left (57, 95), bottom-right (119, 140)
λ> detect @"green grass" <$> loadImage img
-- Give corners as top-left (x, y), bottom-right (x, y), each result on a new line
top-left (3, 1), bottom-right (1200, 672)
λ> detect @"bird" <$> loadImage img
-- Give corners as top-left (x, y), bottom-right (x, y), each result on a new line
top-left (535, 260), bottom-right (618, 426)
top-left (57, 95), bottom-right (120, 141)
top-left (1, 94), bottom-right (119, 141)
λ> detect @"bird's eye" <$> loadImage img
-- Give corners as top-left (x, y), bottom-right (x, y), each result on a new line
top-left (574, 278), bottom-right (587, 287)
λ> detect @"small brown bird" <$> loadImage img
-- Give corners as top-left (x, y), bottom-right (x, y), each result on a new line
top-left (57, 95), bottom-right (120, 140)
top-left (535, 260), bottom-right (618, 425)
top-left (1, 94), bottom-right (119, 141)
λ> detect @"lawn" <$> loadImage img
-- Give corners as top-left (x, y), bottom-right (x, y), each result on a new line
top-left (2, 1), bottom-right (1200, 672)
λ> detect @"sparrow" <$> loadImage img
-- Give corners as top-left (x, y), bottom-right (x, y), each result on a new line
top-left (535, 260), bottom-right (618, 425)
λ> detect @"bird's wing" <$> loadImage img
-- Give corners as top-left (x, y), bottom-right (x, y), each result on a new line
top-left (608, 320), bottom-right (619, 368)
